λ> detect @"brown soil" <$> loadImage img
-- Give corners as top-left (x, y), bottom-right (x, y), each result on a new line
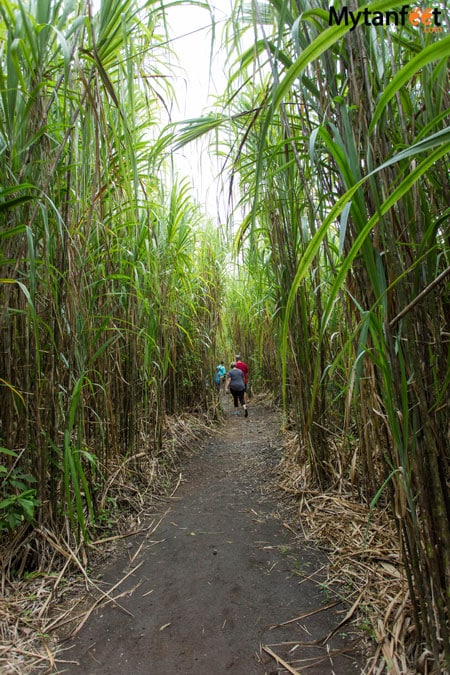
top-left (54, 402), bottom-right (366, 674)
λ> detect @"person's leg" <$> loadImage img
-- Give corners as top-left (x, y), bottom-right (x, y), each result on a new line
top-left (231, 389), bottom-right (239, 408)
top-left (238, 390), bottom-right (248, 417)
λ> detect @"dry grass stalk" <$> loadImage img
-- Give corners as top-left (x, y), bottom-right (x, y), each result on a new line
top-left (0, 411), bottom-right (212, 674)
top-left (262, 644), bottom-right (302, 674)
top-left (277, 431), bottom-right (414, 673)
top-left (270, 601), bottom-right (341, 629)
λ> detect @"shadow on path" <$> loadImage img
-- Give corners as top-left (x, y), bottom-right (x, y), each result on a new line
top-left (57, 402), bottom-right (365, 674)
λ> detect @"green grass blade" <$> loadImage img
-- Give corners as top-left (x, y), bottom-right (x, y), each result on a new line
top-left (370, 36), bottom-right (450, 133)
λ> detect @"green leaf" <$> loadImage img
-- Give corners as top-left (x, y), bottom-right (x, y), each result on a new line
top-left (0, 447), bottom-right (18, 458)
top-left (370, 36), bottom-right (450, 132)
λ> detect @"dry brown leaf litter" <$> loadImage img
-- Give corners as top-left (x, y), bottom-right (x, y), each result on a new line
top-left (275, 430), bottom-right (432, 675)
top-left (0, 406), bottom-right (432, 674)
top-left (0, 412), bottom-right (213, 675)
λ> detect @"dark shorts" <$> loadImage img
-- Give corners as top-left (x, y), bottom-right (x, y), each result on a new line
top-left (230, 387), bottom-right (245, 406)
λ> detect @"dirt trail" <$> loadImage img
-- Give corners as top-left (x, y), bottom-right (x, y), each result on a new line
top-left (57, 402), bottom-right (364, 674)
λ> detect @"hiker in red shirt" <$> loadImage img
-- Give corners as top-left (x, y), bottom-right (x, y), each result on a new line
top-left (235, 354), bottom-right (249, 402)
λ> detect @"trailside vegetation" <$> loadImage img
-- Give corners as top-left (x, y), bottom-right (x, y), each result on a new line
top-left (0, 0), bottom-right (225, 572)
top-left (1, 0), bottom-right (449, 672)
top-left (173, 0), bottom-right (448, 670)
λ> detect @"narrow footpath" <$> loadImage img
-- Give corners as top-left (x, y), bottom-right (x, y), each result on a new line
top-left (57, 402), bottom-right (365, 674)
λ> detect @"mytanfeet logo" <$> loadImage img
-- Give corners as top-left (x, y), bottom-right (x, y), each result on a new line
top-left (328, 4), bottom-right (445, 32)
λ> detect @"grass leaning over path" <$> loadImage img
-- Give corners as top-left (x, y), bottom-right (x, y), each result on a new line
top-left (174, 2), bottom-right (449, 668)
top-left (0, 0), bottom-right (227, 571)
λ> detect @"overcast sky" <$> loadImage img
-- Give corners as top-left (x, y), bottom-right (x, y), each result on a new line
top-left (165, 2), bottom-right (233, 222)
top-left (166, 2), bottom-right (230, 118)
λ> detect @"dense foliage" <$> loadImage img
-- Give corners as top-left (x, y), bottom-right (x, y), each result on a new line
top-left (0, 0), bottom-right (225, 555)
top-left (214, 0), bottom-right (449, 669)
top-left (1, 0), bottom-right (448, 671)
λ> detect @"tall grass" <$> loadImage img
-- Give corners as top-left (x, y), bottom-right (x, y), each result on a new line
top-left (1, 0), bottom-right (448, 668)
top-left (177, 0), bottom-right (449, 668)
top-left (0, 0), bottom-right (226, 560)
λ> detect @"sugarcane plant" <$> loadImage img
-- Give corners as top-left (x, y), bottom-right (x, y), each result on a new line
top-left (1, 0), bottom-right (449, 669)
top-left (174, 0), bottom-right (449, 669)
top-left (0, 0), bottom-right (226, 569)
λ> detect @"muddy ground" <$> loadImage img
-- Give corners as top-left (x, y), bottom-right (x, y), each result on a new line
top-left (54, 401), bottom-right (366, 674)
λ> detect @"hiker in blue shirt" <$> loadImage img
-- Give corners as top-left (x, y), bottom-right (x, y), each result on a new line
top-left (215, 361), bottom-right (227, 393)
